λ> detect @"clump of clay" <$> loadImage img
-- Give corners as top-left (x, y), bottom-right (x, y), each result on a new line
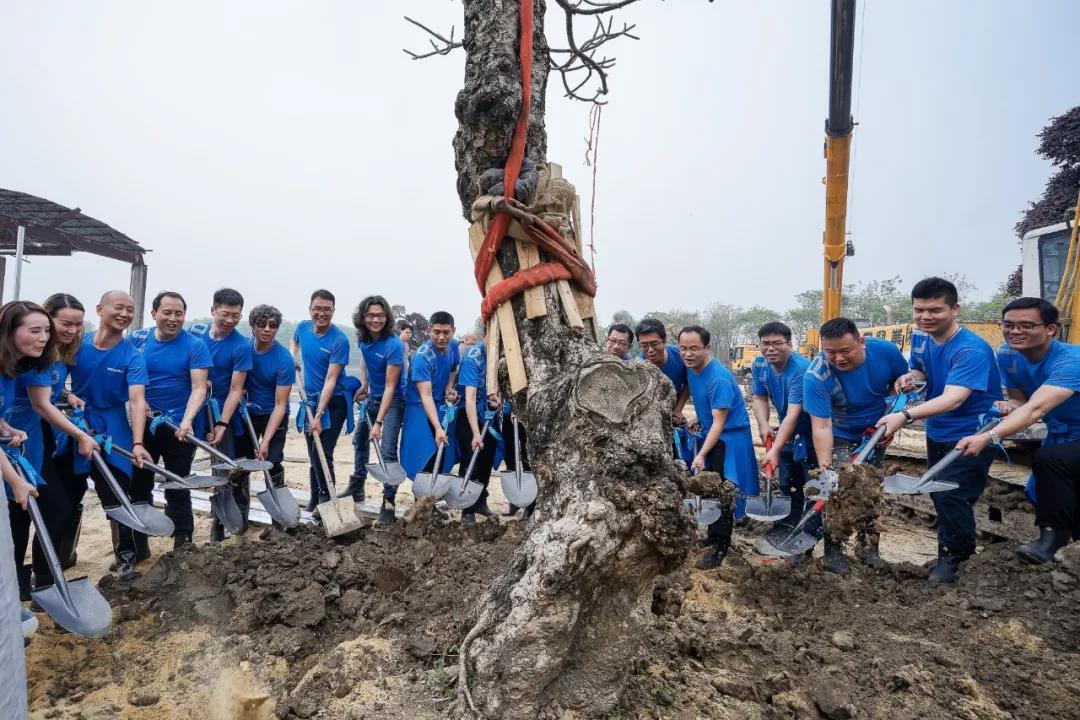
top-left (826, 464), bottom-right (882, 541)
top-left (685, 471), bottom-right (737, 508)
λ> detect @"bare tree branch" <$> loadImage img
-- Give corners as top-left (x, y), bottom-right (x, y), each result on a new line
top-left (402, 16), bottom-right (463, 60)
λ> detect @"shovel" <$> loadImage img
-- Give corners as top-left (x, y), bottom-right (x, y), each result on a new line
top-left (239, 402), bottom-right (299, 528)
top-left (445, 419), bottom-right (492, 509)
top-left (295, 383), bottom-right (365, 536)
top-left (501, 415), bottom-right (538, 509)
top-left (357, 401), bottom-right (407, 486)
top-left (884, 416), bottom-right (1002, 495)
top-left (679, 433), bottom-right (723, 525)
top-left (90, 449), bottom-right (174, 537)
top-left (154, 416), bottom-right (254, 535)
top-left (412, 441), bottom-right (452, 499)
top-left (745, 434), bottom-right (792, 523)
top-left (110, 444), bottom-right (224, 491)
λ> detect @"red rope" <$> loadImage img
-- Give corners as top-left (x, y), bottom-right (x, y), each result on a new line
top-left (473, 0), bottom-right (596, 323)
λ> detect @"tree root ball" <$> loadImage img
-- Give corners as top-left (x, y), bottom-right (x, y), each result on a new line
top-left (826, 464), bottom-right (883, 541)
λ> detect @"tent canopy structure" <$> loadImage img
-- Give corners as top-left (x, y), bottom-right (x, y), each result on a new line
top-left (0, 189), bottom-right (149, 328)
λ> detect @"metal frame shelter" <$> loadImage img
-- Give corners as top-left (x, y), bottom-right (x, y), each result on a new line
top-left (0, 189), bottom-right (148, 328)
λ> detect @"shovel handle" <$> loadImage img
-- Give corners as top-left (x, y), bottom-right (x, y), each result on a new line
top-left (239, 405), bottom-right (275, 483)
top-left (852, 425), bottom-right (888, 465)
top-left (90, 450), bottom-right (142, 517)
top-left (460, 420), bottom-right (492, 485)
top-left (156, 416), bottom-right (236, 466)
top-left (110, 445), bottom-right (185, 484)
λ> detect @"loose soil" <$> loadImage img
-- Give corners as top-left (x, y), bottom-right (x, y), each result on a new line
top-left (22, 431), bottom-right (1080, 719)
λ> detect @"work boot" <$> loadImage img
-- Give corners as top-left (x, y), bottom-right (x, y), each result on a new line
top-left (822, 539), bottom-right (849, 574)
top-left (470, 500), bottom-right (494, 518)
top-left (461, 512), bottom-right (476, 528)
top-left (377, 499), bottom-right (395, 526)
top-left (133, 532), bottom-right (151, 563)
top-left (854, 531), bottom-right (882, 568)
top-left (338, 474), bottom-right (366, 503)
top-left (1017, 527), bottom-right (1070, 564)
top-left (929, 554), bottom-right (961, 584)
top-left (696, 544), bottom-right (726, 571)
top-left (210, 521), bottom-right (226, 543)
top-left (522, 503), bottom-right (535, 520)
top-left (113, 551), bottom-right (141, 581)
top-left (173, 532), bottom-right (193, 552)
top-left (17, 564), bottom-right (32, 602)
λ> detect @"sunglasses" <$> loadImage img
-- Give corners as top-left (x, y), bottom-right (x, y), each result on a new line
top-left (253, 321), bottom-right (281, 329)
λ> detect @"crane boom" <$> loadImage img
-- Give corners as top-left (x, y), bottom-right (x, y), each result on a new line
top-left (821, 0), bottom-right (857, 323)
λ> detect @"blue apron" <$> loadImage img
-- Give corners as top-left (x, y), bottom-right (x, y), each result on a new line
top-left (401, 402), bottom-right (458, 480)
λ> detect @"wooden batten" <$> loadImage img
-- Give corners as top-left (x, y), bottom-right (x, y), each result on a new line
top-left (469, 222), bottom-right (528, 393)
top-left (485, 313), bottom-right (500, 392)
top-left (510, 225), bottom-right (546, 319)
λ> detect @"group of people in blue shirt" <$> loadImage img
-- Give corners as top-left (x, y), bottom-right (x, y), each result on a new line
top-left (608, 277), bottom-right (1080, 581)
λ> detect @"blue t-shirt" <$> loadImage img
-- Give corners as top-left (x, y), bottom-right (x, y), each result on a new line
top-left (245, 340), bottom-right (296, 415)
top-left (687, 357), bottom-right (750, 436)
top-left (638, 344), bottom-right (687, 395)
top-left (998, 340), bottom-right (1080, 440)
top-left (751, 353), bottom-right (813, 443)
top-left (292, 320), bottom-right (349, 398)
top-left (406, 340), bottom-right (459, 405)
top-left (359, 334), bottom-right (406, 399)
top-left (909, 328), bottom-right (1001, 442)
top-left (457, 343), bottom-right (488, 417)
top-left (130, 328), bottom-right (212, 418)
top-left (71, 336), bottom-right (148, 412)
top-left (191, 325), bottom-right (253, 403)
top-left (11, 365), bottom-right (59, 413)
top-left (804, 337), bottom-right (909, 441)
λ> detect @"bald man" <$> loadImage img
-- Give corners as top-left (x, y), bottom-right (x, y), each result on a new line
top-left (67, 291), bottom-right (151, 579)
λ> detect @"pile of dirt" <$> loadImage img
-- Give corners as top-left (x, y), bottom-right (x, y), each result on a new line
top-left (826, 464), bottom-right (883, 541)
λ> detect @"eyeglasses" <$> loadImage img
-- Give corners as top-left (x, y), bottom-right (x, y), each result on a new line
top-left (253, 320), bottom-right (280, 329)
top-left (1001, 322), bottom-right (1046, 332)
top-left (679, 346), bottom-right (705, 354)
top-left (605, 337), bottom-right (630, 348)
top-left (639, 340), bottom-right (664, 351)
top-left (310, 306), bottom-right (334, 316)
top-left (216, 311), bottom-right (242, 321)
top-left (760, 341), bottom-right (788, 349)
top-left (365, 313), bottom-right (387, 320)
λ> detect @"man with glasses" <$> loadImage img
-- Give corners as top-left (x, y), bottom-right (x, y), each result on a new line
top-left (875, 278), bottom-right (1000, 583)
top-left (752, 322), bottom-right (818, 540)
top-left (604, 324), bottom-right (633, 361)
top-left (679, 325), bottom-right (757, 570)
top-left (290, 289), bottom-right (350, 514)
top-left (238, 304), bottom-right (295, 504)
top-left (804, 317), bottom-right (908, 574)
top-left (635, 319), bottom-right (689, 429)
top-left (191, 288), bottom-right (254, 540)
top-left (346, 296), bottom-right (406, 505)
top-left (958, 297), bottom-right (1080, 564)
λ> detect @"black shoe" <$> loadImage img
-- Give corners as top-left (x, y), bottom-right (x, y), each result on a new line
top-left (1017, 527), bottom-right (1070, 564)
top-left (173, 533), bottom-right (193, 552)
top-left (696, 545), bottom-right (726, 571)
top-left (461, 513), bottom-right (476, 527)
top-left (471, 501), bottom-right (494, 518)
top-left (822, 539), bottom-right (849, 575)
top-left (929, 554), bottom-right (960, 583)
top-left (338, 474), bottom-right (366, 502)
top-left (114, 551), bottom-right (140, 581)
top-left (377, 500), bottom-right (395, 526)
top-left (522, 504), bottom-right (535, 520)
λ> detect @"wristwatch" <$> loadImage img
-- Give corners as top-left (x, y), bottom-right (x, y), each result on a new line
top-left (900, 409), bottom-right (914, 424)
top-left (987, 430), bottom-right (1002, 445)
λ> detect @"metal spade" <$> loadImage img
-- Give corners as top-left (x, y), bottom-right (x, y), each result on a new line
top-left (683, 496), bottom-right (724, 526)
top-left (745, 434), bottom-right (792, 523)
top-left (500, 415), bottom-right (538, 509)
top-left (358, 402), bottom-right (407, 486)
top-left (90, 450), bottom-right (174, 537)
top-left (240, 404), bottom-right (299, 528)
top-left (110, 445), bottom-right (224, 491)
top-left (445, 419), bottom-right (491, 510)
top-left (884, 416), bottom-right (1001, 495)
top-left (412, 442), bottom-right (452, 499)
top-left (755, 501), bottom-right (825, 557)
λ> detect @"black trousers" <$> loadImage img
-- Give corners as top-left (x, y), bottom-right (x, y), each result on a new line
top-left (132, 417), bottom-right (197, 537)
top-left (927, 438), bottom-right (995, 558)
top-left (1032, 439), bottom-right (1080, 538)
top-left (455, 412), bottom-right (497, 512)
top-left (702, 439), bottom-right (734, 551)
top-left (234, 412), bottom-right (287, 487)
top-left (8, 421), bottom-right (72, 587)
top-left (305, 395), bottom-right (348, 500)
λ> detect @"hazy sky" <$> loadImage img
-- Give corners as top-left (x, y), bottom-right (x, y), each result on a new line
top-left (2, 1), bottom-right (1076, 330)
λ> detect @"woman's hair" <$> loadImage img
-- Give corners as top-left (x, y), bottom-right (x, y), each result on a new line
top-left (352, 296), bottom-right (395, 344)
top-left (0, 301), bottom-right (58, 378)
top-left (43, 293), bottom-right (85, 366)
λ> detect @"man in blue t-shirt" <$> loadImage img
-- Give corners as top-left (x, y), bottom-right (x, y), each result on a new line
top-left (238, 304), bottom-right (295, 505)
top-left (635, 319), bottom-right (690, 438)
top-left (391, 311), bottom-right (460, 525)
top-left (290, 289), bottom-right (350, 512)
top-left (876, 278), bottom-right (1001, 582)
top-left (679, 325), bottom-right (757, 571)
top-left (130, 291), bottom-right (212, 550)
top-left (455, 340), bottom-right (501, 524)
top-left (191, 288), bottom-right (255, 541)
top-left (804, 317), bottom-right (909, 573)
top-left (751, 321), bottom-right (819, 535)
top-left (346, 295), bottom-right (406, 504)
top-left (958, 297), bottom-right (1080, 564)
top-left (604, 324), bottom-right (633, 362)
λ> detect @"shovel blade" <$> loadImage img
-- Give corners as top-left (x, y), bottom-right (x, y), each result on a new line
top-left (210, 489), bottom-right (246, 535)
top-left (682, 498), bottom-right (723, 525)
top-left (316, 497), bottom-right (365, 537)
top-left (744, 495), bottom-right (793, 523)
top-left (164, 474), bottom-right (226, 491)
top-left (366, 461), bottom-right (407, 486)
top-left (883, 473), bottom-right (959, 495)
top-left (214, 458), bottom-right (272, 473)
top-left (104, 502), bottom-right (174, 537)
top-left (31, 578), bottom-right (112, 637)
top-left (757, 530), bottom-right (818, 557)
top-left (501, 471), bottom-right (538, 508)
top-left (257, 485), bottom-right (300, 528)
top-left (413, 471), bottom-right (451, 499)
top-left (445, 479), bottom-right (485, 509)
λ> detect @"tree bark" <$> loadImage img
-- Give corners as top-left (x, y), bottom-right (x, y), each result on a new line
top-left (453, 2), bottom-right (694, 718)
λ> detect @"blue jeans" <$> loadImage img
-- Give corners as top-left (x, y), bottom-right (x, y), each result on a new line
top-left (349, 396), bottom-right (404, 498)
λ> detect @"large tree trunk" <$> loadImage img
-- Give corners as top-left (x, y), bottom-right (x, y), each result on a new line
top-left (452, 2), bottom-right (694, 718)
